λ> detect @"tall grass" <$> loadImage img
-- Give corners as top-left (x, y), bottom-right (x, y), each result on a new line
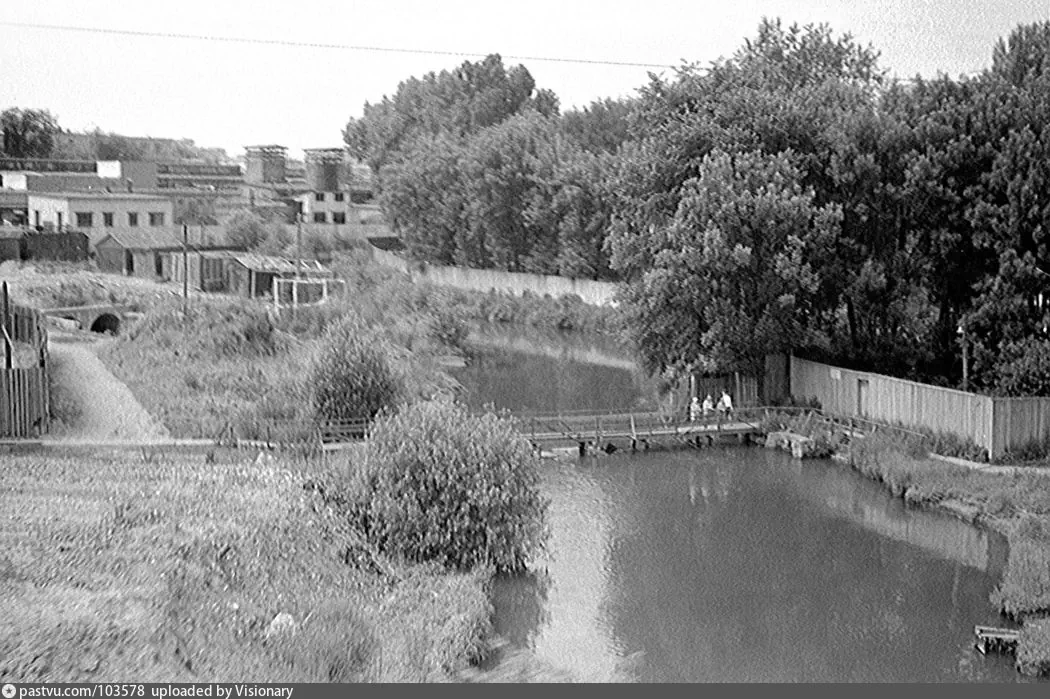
top-left (1017, 618), bottom-right (1050, 677)
top-left (100, 297), bottom-right (313, 440)
top-left (1, 449), bottom-right (494, 682)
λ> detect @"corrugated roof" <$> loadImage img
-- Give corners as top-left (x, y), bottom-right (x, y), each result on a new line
top-left (231, 253), bottom-right (331, 275)
top-left (26, 191), bottom-right (173, 202)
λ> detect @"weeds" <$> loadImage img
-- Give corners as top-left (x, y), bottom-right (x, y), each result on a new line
top-left (1017, 618), bottom-right (1050, 677)
top-left (990, 540), bottom-right (1050, 618)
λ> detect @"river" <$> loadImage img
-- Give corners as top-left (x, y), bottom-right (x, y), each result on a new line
top-left (450, 326), bottom-right (1034, 682)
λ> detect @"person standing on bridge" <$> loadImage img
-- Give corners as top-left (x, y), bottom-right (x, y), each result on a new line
top-left (719, 390), bottom-right (733, 419)
top-left (702, 394), bottom-right (714, 418)
top-left (689, 396), bottom-right (702, 422)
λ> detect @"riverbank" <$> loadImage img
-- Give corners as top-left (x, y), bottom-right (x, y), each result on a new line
top-left (765, 424), bottom-right (1050, 677)
top-left (0, 447), bottom-right (491, 682)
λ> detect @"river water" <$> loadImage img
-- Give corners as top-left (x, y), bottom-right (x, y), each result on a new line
top-left (450, 327), bottom-right (1032, 683)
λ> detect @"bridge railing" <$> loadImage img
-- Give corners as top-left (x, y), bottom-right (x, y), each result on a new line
top-left (155, 414), bottom-right (375, 450)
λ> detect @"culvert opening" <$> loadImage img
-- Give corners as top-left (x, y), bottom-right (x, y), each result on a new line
top-left (90, 313), bottom-right (121, 335)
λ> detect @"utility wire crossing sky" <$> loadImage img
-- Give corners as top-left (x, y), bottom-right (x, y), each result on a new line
top-left (1, 1), bottom-right (1048, 157)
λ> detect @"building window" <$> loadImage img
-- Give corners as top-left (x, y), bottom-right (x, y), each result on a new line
top-left (315, 192), bottom-right (325, 202)
top-left (75, 212), bottom-right (94, 228)
top-left (334, 192), bottom-right (345, 202)
top-left (332, 211), bottom-right (346, 224)
top-left (149, 212), bottom-right (165, 226)
top-left (128, 212), bottom-right (139, 227)
top-left (313, 212), bottom-right (327, 223)
top-left (103, 212), bottom-right (114, 227)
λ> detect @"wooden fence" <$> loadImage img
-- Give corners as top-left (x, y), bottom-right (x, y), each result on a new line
top-left (991, 398), bottom-right (1050, 458)
top-left (1, 282), bottom-right (50, 438)
top-left (787, 355), bottom-right (1050, 460)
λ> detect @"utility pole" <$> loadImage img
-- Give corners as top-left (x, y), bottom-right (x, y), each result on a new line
top-left (294, 213), bottom-right (303, 317)
top-left (182, 224), bottom-right (189, 318)
top-left (296, 213), bottom-right (303, 281)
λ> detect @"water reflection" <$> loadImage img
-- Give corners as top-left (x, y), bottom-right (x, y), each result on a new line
top-left (452, 331), bottom-right (1034, 683)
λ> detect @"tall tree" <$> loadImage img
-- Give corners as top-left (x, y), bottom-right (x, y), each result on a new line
top-left (1, 108), bottom-right (59, 158)
top-left (378, 134), bottom-right (467, 265)
top-left (462, 111), bottom-right (560, 273)
top-left (610, 150), bottom-right (840, 396)
top-left (991, 20), bottom-right (1050, 87)
top-left (344, 54), bottom-right (551, 174)
top-left (560, 97), bottom-right (635, 154)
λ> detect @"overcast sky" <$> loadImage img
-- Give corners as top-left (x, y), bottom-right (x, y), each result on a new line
top-left (1, 0), bottom-right (1048, 159)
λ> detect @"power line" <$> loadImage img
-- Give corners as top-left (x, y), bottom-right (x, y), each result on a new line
top-left (0, 21), bottom-right (676, 70)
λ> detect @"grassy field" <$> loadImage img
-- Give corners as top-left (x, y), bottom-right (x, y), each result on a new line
top-left (0, 447), bottom-right (491, 682)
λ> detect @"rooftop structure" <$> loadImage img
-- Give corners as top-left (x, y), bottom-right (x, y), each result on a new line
top-left (245, 145), bottom-right (288, 185)
top-left (304, 147), bottom-right (347, 192)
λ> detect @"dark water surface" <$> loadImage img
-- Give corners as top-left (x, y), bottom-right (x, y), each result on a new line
top-left (451, 329), bottom-right (1029, 682)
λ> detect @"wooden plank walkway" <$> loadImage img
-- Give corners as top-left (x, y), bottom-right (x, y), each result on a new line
top-left (974, 625), bottom-right (1019, 655)
top-left (516, 410), bottom-right (763, 452)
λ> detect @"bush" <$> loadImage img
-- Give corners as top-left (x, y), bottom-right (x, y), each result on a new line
top-left (310, 316), bottom-right (403, 425)
top-left (348, 400), bottom-right (548, 573)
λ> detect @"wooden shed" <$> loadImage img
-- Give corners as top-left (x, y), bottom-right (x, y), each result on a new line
top-left (94, 229), bottom-right (181, 278)
top-left (226, 253), bottom-right (332, 298)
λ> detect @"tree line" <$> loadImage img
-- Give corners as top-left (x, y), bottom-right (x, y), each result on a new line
top-left (347, 19), bottom-right (1050, 398)
top-left (1, 107), bottom-right (229, 162)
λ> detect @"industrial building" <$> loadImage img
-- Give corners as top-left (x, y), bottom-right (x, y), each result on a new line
top-left (25, 191), bottom-right (174, 248)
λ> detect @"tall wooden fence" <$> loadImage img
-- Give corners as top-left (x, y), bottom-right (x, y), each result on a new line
top-left (1, 282), bottom-right (50, 438)
top-left (787, 356), bottom-right (1050, 460)
top-left (991, 398), bottom-right (1050, 458)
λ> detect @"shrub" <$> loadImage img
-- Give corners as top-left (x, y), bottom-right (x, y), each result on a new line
top-left (348, 400), bottom-right (548, 573)
top-left (310, 316), bottom-right (402, 425)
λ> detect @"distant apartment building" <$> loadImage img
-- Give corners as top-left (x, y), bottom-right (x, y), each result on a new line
top-left (294, 190), bottom-right (352, 224)
top-left (290, 147), bottom-right (355, 223)
top-left (0, 156), bottom-right (248, 228)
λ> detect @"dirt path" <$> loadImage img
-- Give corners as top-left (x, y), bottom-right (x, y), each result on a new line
top-left (44, 331), bottom-right (171, 443)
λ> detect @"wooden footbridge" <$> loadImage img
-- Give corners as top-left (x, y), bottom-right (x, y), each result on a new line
top-left (511, 409), bottom-right (766, 454)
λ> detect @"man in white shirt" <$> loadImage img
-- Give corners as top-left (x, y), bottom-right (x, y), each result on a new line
top-left (719, 390), bottom-right (733, 419)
